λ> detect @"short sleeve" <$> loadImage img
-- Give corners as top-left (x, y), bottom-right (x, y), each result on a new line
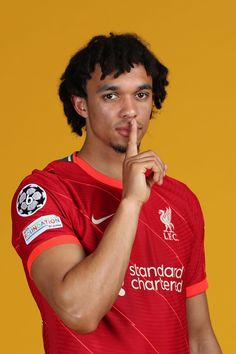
top-left (185, 189), bottom-right (208, 297)
top-left (11, 172), bottom-right (80, 275)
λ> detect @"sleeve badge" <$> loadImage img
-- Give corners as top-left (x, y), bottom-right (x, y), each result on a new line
top-left (16, 184), bottom-right (47, 217)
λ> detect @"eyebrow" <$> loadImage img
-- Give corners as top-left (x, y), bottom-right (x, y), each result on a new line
top-left (96, 85), bottom-right (118, 93)
top-left (96, 83), bottom-right (153, 93)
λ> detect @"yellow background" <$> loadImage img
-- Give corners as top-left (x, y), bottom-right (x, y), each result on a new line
top-left (1, 0), bottom-right (235, 353)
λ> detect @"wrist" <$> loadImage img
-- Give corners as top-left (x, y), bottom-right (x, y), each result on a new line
top-left (120, 197), bottom-right (143, 214)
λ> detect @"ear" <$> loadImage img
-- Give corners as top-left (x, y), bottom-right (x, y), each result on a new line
top-left (71, 95), bottom-right (88, 118)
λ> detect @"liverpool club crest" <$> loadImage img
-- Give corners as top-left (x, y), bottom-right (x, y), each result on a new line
top-left (159, 207), bottom-right (179, 241)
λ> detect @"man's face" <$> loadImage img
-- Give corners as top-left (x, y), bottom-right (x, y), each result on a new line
top-left (82, 64), bottom-right (153, 154)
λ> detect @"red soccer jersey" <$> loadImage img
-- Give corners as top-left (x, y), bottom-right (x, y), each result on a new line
top-left (12, 152), bottom-right (208, 354)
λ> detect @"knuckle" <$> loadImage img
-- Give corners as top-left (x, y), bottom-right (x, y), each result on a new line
top-left (130, 162), bottom-right (138, 171)
top-left (126, 157), bottom-right (134, 165)
top-left (148, 150), bottom-right (155, 157)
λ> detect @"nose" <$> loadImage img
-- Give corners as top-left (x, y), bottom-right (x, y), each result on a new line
top-left (119, 96), bottom-right (137, 119)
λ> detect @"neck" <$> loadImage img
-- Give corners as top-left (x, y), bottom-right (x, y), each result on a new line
top-left (77, 139), bottom-right (125, 180)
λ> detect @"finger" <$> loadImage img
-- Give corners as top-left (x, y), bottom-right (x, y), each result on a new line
top-left (145, 160), bottom-right (164, 185)
top-left (164, 164), bottom-right (168, 176)
top-left (152, 160), bottom-right (165, 185)
top-left (129, 156), bottom-right (165, 180)
top-left (135, 150), bottom-right (166, 172)
top-left (125, 119), bottom-right (138, 158)
top-left (130, 159), bottom-right (164, 185)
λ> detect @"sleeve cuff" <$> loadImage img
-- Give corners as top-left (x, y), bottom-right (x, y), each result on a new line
top-left (27, 235), bottom-right (80, 276)
top-left (186, 278), bottom-right (208, 298)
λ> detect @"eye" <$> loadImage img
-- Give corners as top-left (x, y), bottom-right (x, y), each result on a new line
top-left (103, 93), bottom-right (118, 101)
top-left (136, 91), bottom-right (150, 100)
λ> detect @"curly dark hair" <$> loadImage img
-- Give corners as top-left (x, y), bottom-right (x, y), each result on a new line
top-left (59, 33), bottom-right (169, 136)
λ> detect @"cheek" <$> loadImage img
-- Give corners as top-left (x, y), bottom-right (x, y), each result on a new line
top-left (87, 104), bottom-right (117, 134)
top-left (89, 99), bottom-right (114, 118)
top-left (140, 104), bottom-right (152, 122)
top-left (139, 106), bottom-right (152, 134)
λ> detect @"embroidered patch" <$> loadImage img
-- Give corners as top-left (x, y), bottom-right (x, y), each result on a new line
top-left (159, 207), bottom-right (179, 241)
top-left (22, 214), bottom-right (63, 245)
top-left (16, 184), bottom-right (47, 217)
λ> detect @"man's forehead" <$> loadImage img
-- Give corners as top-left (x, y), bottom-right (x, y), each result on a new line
top-left (88, 63), bottom-right (152, 90)
top-left (92, 63), bottom-right (150, 78)
top-left (96, 83), bottom-right (153, 94)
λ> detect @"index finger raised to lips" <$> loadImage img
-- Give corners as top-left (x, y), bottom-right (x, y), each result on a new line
top-left (125, 119), bottom-right (138, 158)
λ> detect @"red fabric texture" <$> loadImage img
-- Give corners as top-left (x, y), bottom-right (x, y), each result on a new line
top-left (11, 153), bottom-right (208, 353)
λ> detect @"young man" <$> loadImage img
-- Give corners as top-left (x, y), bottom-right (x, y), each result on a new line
top-left (12, 33), bottom-right (221, 353)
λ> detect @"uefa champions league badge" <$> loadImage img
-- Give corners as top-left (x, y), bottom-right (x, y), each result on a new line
top-left (16, 184), bottom-right (47, 217)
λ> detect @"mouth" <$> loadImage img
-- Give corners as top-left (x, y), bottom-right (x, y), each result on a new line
top-left (115, 125), bottom-right (142, 137)
top-left (116, 127), bottom-right (131, 137)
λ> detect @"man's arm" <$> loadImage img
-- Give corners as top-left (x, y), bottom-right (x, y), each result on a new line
top-left (187, 292), bottom-right (222, 354)
top-left (31, 119), bottom-right (166, 334)
top-left (31, 198), bottom-right (142, 333)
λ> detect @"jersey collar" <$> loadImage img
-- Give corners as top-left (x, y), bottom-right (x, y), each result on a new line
top-left (72, 152), bottom-right (123, 189)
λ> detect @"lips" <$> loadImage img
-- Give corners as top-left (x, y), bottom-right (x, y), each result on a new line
top-left (116, 125), bottom-right (142, 137)
top-left (116, 127), bottom-right (131, 137)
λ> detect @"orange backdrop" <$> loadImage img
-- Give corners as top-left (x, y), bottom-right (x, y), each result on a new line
top-left (1, 1), bottom-right (235, 353)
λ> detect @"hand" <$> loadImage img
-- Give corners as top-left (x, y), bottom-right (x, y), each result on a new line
top-left (122, 119), bottom-right (167, 205)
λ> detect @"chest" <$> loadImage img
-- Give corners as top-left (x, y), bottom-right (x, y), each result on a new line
top-left (71, 184), bottom-right (194, 267)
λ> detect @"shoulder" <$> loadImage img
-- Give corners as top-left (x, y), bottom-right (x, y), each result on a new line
top-left (11, 159), bottom-right (73, 214)
top-left (159, 174), bottom-right (201, 206)
top-left (13, 163), bottom-right (59, 197)
top-left (13, 157), bottom-right (74, 192)
top-left (152, 175), bottom-right (204, 231)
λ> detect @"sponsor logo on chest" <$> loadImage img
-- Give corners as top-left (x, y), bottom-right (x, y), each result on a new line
top-left (119, 263), bottom-right (184, 296)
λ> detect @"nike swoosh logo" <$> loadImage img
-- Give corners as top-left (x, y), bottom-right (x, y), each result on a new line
top-left (91, 213), bottom-right (114, 225)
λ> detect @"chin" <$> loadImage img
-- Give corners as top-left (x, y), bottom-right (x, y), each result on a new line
top-left (110, 142), bottom-right (141, 154)
top-left (110, 143), bottom-right (127, 154)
